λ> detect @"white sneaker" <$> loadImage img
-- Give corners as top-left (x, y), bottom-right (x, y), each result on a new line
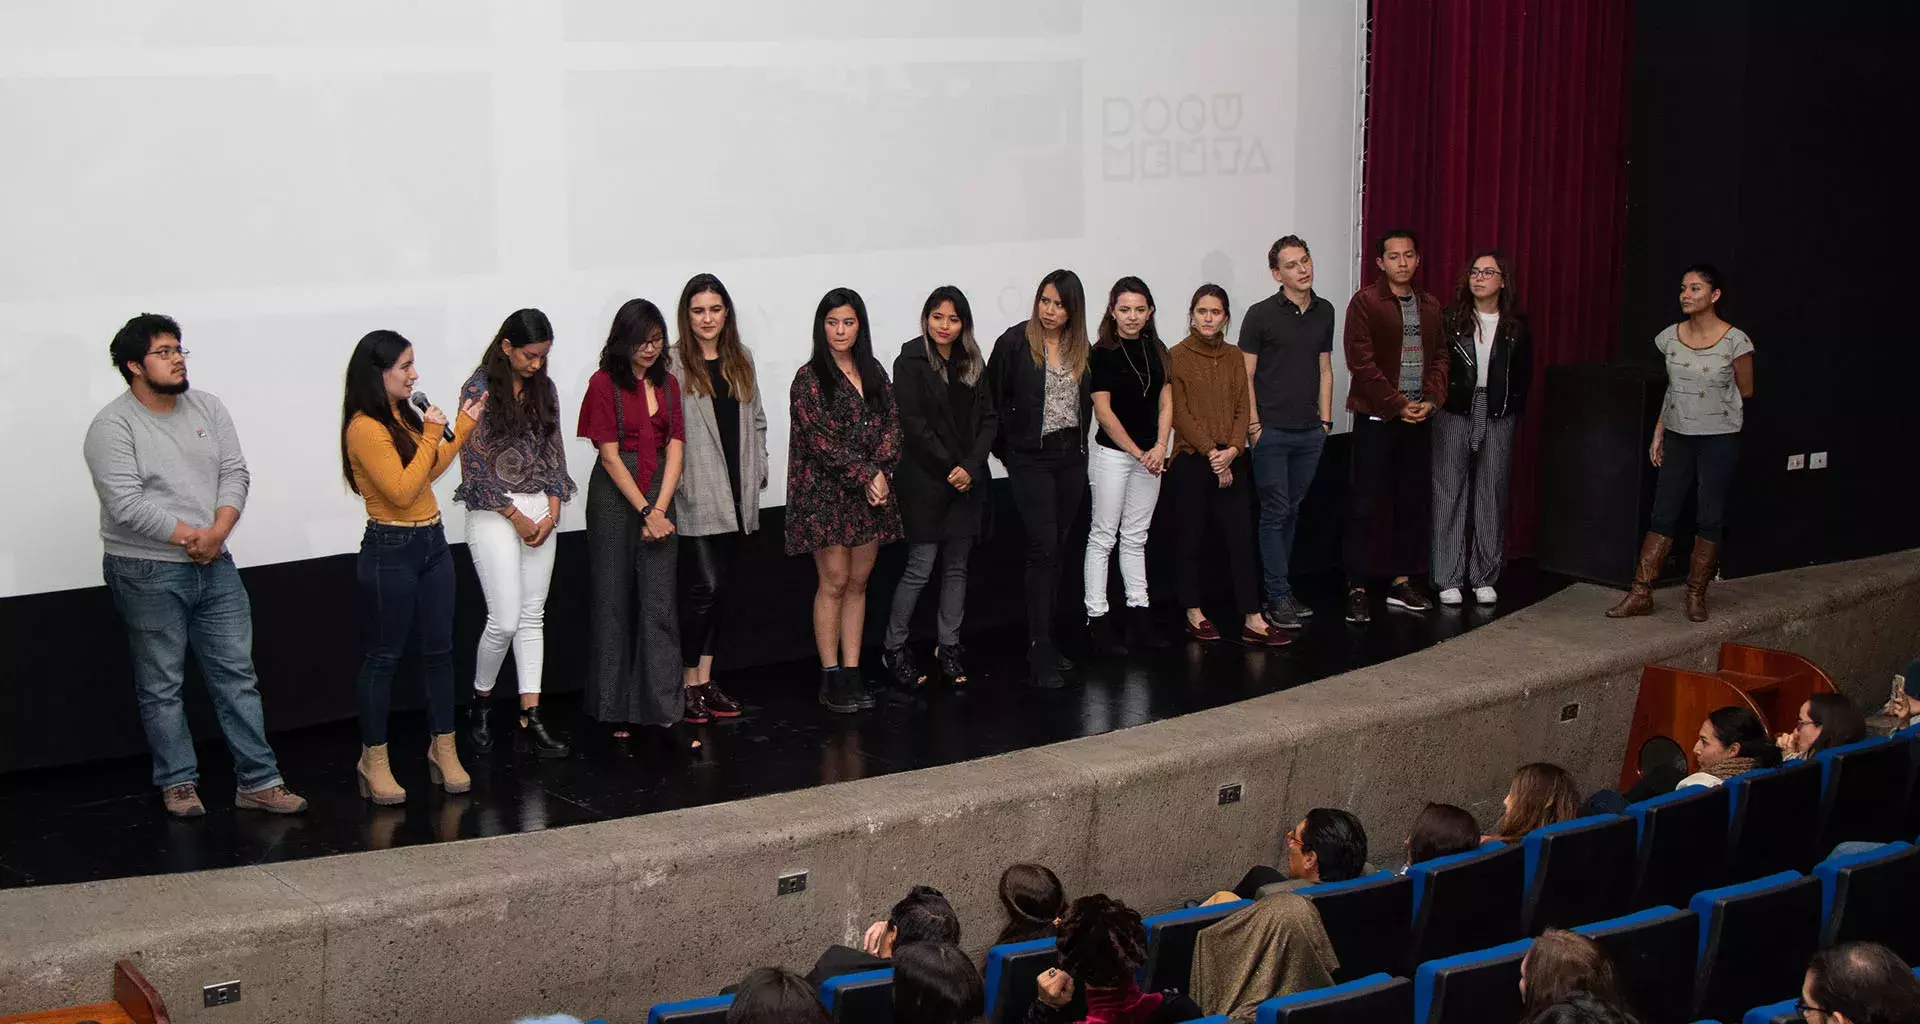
top-left (1438, 588), bottom-right (1463, 606)
top-left (1474, 586), bottom-right (1499, 604)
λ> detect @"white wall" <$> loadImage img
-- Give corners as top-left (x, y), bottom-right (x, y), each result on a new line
top-left (0, 0), bottom-right (1363, 597)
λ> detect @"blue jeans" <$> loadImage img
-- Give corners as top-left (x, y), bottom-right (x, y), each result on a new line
top-left (103, 553), bottom-right (283, 792)
top-left (1250, 427), bottom-right (1325, 599)
top-left (355, 522), bottom-right (456, 746)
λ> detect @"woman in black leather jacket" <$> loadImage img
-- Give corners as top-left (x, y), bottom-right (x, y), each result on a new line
top-left (1431, 250), bottom-right (1530, 608)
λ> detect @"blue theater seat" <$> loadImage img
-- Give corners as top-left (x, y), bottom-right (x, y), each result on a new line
top-left (1296, 871), bottom-right (1411, 983)
top-left (1572, 906), bottom-right (1698, 1024)
top-left (1814, 840), bottom-right (1920, 961)
top-left (1140, 900), bottom-right (1249, 996)
top-left (1250, 973), bottom-right (1411, 1024)
top-left (1627, 784), bottom-right (1730, 911)
top-left (983, 937), bottom-right (1058, 1024)
top-left (820, 969), bottom-right (893, 1024)
top-left (1413, 938), bottom-right (1531, 1024)
top-left (1814, 737), bottom-right (1915, 853)
top-left (647, 996), bottom-right (733, 1024)
top-left (1689, 872), bottom-right (1820, 1022)
top-left (1740, 998), bottom-right (1799, 1024)
top-left (1522, 814), bottom-right (1636, 933)
top-left (1724, 760), bottom-right (1823, 879)
top-left (1405, 843), bottom-right (1525, 973)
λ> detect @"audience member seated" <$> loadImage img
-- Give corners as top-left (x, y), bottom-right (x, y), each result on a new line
top-left (1485, 763), bottom-right (1581, 844)
top-left (1402, 802), bottom-right (1483, 872)
top-left (730, 968), bottom-right (833, 1024)
top-left (1778, 693), bottom-right (1868, 762)
top-left (894, 942), bottom-right (986, 1024)
top-left (806, 885), bottom-right (961, 986)
top-left (1800, 941), bottom-right (1920, 1024)
top-left (1028, 895), bottom-right (1201, 1024)
top-left (1191, 893), bottom-right (1339, 1020)
top-left (1218, 808), bottom-right (1371, 902)
top-left (1521, 991), bottom-right (1641, 1024)
top-left (1519, 930), bottom-right (1638, 1024)
top-left (996, 863), bottom-right (1067, 945)
top-left (1678, 706), bottom-right (1782, 789)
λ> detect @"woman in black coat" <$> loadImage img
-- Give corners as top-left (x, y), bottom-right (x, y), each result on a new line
top-left (882, 286), bottom-right (998, 688)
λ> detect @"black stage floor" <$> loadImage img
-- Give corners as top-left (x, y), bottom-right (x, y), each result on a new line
top-left (0, 565), bottom-right (1566, 889)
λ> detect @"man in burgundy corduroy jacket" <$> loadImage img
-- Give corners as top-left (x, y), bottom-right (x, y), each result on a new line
top-left (1340, 228), bottom-right (1448, 624)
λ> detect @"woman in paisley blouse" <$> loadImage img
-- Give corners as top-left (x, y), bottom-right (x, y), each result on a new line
top-left (455, 309), bottom-right (576, 759)
top-left (1608, 263), bottom-right (1754, 622)
top-left (786, 287), bottom-right (902, 715)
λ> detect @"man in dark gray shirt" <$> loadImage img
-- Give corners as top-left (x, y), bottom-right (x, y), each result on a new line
top-left (83, 314), bottom-right (305, 819)
top-left (1238, 235), bottom-right (1334, 630)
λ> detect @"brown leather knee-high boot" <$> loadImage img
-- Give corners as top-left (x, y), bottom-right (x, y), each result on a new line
top-left (1606, 532), bottom-right (1672, 618)
top-left (1685, 536), bottom-right (1720, 622)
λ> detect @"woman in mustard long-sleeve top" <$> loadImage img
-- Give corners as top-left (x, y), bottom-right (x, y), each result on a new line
top-left (340, 329), bottom-right (486, 805)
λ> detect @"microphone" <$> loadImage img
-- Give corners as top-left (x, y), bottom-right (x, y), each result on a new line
top-left (410, 391), bottom-right (456, 442)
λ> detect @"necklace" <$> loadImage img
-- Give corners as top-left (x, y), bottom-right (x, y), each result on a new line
top-left (1116, 335), bottom-right (1152, 396)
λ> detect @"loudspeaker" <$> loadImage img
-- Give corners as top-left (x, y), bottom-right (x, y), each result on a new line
top-left (1538, 364), bottom-right (1686, 586)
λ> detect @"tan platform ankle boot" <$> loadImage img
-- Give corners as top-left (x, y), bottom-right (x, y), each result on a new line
top-left (426, 733), bottom-right (471, 794)
top-left (356, 744), bottom-right (407, 805)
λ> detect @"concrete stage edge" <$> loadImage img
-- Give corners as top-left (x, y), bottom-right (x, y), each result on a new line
top-left (4, 550), bottom-right (1916, 1023)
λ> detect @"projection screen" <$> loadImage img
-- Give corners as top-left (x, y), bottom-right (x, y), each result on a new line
top-left (0, 0), bottom-right (1366, 597)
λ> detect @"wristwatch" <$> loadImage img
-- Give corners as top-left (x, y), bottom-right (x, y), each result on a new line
top-left (639, 503), bottom-right (656, 519)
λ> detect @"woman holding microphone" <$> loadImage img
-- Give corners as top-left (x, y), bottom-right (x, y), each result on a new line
top-left (341, 330), bottom-right (486, 804)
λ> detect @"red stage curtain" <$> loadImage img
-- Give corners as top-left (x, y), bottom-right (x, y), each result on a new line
top-left (1362, 0), bottom-right (1633, 555)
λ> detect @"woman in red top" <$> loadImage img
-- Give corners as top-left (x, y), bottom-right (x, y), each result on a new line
top-left (577, 298), bottom-right (685, 739)
top-left (786, 288), bottom-right (901, 714)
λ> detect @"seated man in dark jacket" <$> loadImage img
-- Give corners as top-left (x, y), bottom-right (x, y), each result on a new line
top-left (1222, 808), bottom-right (1371, 901)
top-left (805, 885), bottom-right (961, 987)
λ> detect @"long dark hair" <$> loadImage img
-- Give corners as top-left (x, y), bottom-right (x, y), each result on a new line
top-left (479, 308), bottom-right (559, 440)
top-left (674, 273), bottom-right (757, 402)
top-left (1055, 894), bottom-right (1148, 988)
top-left (1095, 276), bottom-right (1170, 373)
top-left (1023, 269), bottom-right (1090, 378)
top-left (1444, 248), bottom-right (1524, 342)
top-left (920, 285), bottom-right (982, 387)
top-left (809, 287), bottom-right (887, 413)
top-left (340, 330), bottom-right (423, 494)
top-left (1805, 693), bottom-right (1867, 755)
top-left (995, 863), bottom-right (1066, 945)
top-left (1493, 763), bottom-right (1581, 839)
top-left (1705, 706), bottom-right (1783, 768)
top-left (601, 298), bottom-right (669, 392)
top-left (891, 943), bottom-right (984, 1024)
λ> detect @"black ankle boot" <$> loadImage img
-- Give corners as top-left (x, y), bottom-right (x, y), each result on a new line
top-left (1086, 614), bottom-right (1128, 656)
top-left (1126, 607), bottom-right (1169, 649)
top-left (819, 666), bottom-right (860, 714)
top-left (467, 703), bottom-right (493, 752)
top-left (515, 706), bottom-right (571, 759)
top-left (847, 665), bottom-right (877, 709)
top-left (1028, 641), bottom-right (1065, 689)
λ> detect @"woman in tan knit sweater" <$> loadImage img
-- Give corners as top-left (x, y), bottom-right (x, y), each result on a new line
top-left (1167, 286), bottom-right (1289, 646)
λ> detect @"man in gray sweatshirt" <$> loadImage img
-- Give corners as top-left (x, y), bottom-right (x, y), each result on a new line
top-left (83, 313), bottom-right (306, 818)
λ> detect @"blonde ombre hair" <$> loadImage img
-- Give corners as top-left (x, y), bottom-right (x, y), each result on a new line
top-left (1023, 268), bottom-right (1089, 379)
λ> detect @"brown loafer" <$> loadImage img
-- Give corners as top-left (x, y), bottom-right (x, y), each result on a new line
top-left (1185, 617), bottom-right (1222, 641)
top-left (1241, 623), bottom-right (1293, 647)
